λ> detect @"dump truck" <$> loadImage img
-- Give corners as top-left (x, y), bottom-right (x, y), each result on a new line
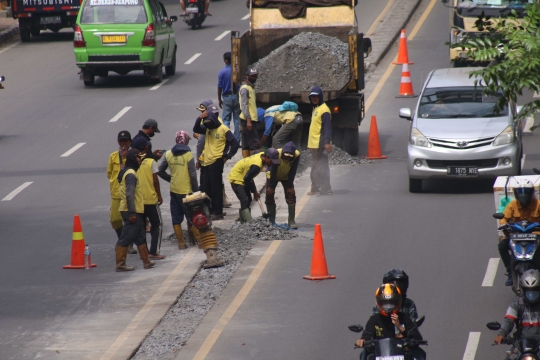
top-left (446, 0), bottom-right (530, 67)
top-left (231, 0), bottom-right (370, 156)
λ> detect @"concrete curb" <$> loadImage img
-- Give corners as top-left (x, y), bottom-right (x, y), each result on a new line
top-left (364, 0), bottom-right (423, 72)
top-left (0, 25), bottom-right (18, 44)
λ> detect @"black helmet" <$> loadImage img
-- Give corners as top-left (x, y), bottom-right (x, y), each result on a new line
top-left (383, 269), bottom-right (409, 298)
top-left (514, 180), bottom-right (535, 208)
top-left (375, 283), bottom-right (402, 316)
top-left (521, 269), bottom-right (540, 304)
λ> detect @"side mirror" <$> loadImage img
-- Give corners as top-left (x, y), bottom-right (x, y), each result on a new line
top-left (0, 76), bottom-right (5, 82)
top-left (486, 321), bottom-right (501, 331)
top-left (415, 316), bottom-right (425, 328)
top-left (348, 324), bottom-right (364, 333)
top-left (170, 15), bottom-right (178, 22)
top-left (363, 37), bottom-right (372, 58)
top-left (493, 213), bottom-right (504, 220)
top-left (399, 108), bottom-right (412, 120)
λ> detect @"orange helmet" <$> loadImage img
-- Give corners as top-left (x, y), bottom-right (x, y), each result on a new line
top-left (375, 283), bottom-right (402, 316)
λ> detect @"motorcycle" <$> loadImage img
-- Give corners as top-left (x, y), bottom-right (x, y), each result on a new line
top-left (182, 0), bottom-right (207, 30)
top-left (494, 213), bottom-right (540, 296)
top-left (349, 316), bottom-right (428, 360)
top-left (487, 321), bottom-right (540, 359)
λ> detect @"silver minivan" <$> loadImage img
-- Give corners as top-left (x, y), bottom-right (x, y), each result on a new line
top-left (400, 67), bottom-right (522, 193)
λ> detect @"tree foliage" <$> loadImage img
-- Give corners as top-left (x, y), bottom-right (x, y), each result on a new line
top-left (452, 2), bottom-right (540, 126)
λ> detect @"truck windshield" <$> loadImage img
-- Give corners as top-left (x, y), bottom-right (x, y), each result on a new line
top-left (80, 0), bottom-right (147, 24)
top-left (418, 87), bottom-right (508, 119)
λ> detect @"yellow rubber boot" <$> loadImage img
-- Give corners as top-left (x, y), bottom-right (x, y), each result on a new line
top-left (174, 224), bottom-right (188, 250)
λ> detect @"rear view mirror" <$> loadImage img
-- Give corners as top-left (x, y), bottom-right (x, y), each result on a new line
top-left (399, 108), bottom-right (412, 120)
top-left (415, 316), bottom-right (425, 328)
top-left (348, 324), bottom-right (364, 333)
top-left (170, 16), bottom-right (178, 22)
top-left (363, 38), bottom-right (372, 58)
top-left (493, 213), bottom-right (504, 220)
top-left (486, 321), bottom-right (501, 331)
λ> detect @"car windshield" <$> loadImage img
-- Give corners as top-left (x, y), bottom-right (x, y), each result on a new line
top-left (457, 0), bottom-right (531, 9)
top-left (80, 0), bottom-right (147, 24)
top-left (418, 86), bottom-right (508, 119)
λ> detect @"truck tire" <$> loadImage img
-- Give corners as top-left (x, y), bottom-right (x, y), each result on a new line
top-left (332, 128), bottom-right (344, 150)
top-left (30, 29), bottom-right (40, 37)
top-left (343, 129), bottom-right (360, 156)
top-left (19, 27), bottom-right (30, 42)
top-left (409, 178), bottom-right (422, 193)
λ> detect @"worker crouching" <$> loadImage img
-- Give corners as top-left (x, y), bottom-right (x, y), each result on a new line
top-left (265, 142), bottom-right (300, 229)
top-left (183, 192), bottom-right (225, 268)
top-left (228, 150), bottom-right (277, 223)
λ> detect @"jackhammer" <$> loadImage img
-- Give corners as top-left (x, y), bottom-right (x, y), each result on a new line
top-left (183, 192), bottom-right (225, 269)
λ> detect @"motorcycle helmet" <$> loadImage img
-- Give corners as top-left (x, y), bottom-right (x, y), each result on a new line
top-left (514, 180), bottom-right (535, 208)
top-left (375, 283), bottom-right (402, 316)
top-left (521, 269), bottom-right (540, 304)
top-left (382, 268), bottom-right (409, 298)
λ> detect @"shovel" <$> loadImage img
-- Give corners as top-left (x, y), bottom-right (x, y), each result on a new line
top-left (257, 198), bottom-right (269, 218)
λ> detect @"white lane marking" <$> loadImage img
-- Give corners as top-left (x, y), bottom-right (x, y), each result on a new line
top-left (534, 92), bottom-right (540, 98)
top-left (149, 79), bottom-right (168, 91)
top-left (184, 53), bottom-right (201, 65)
top-left (481, 258), bottom-right (500, 287)
top-left (109, 106), bottom-right (132, 122)
top-left (522, 154), bottom-right (527, 170)
top-left (462, 332), bottom-right (481, 360)
top-left (524, 116), bottom-right (535, 132)
top-left (2, 182), bottom-right (33, 201)
top-left (0, 41), bottom-right (21, 55)
top-left (242, 14), bottom-right (250, 20)
top-left (61, 143), bottom-right (86, 157)
top-left (214, 30), bottom-right (231, 41)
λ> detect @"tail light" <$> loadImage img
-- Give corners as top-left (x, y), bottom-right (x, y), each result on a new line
top-left (188, 0), bottom-right (197, 2)
top-left (192, 210), bottom-right (208, 229)
top-left (73, 25), bottom-right (85, 47)
top-left (142, 24), bottom-right (155, 47)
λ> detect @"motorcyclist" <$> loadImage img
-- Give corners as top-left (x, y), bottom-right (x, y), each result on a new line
top-left (372, 269), bottom-right (418, 322)
top-left (356, 284), bottom-right (424, 360)
top-left (494, 269), bottom-right (540, 357)
top-left (180, 0), bottom-right (210, 15)
top-left (498, 180), bottom-right (540, 286)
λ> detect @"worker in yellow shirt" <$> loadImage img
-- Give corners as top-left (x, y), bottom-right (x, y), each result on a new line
top-left (239, 68), bottom-right (260, 157)
top-left (228, 149), bottom-right (277, 222)
top-left (158, 130), bottom-right (199, 250)
top-left (134, 139), bottom-right (164, 260)
top-left (107, 130), bottom-right (137, 254)
top-left (116, 147), bottom-right (156, 272)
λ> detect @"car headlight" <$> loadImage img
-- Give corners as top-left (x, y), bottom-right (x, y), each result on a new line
top-left (493, 125), bottom-right (515, 146)
top-left (410, 128), bottom-right (431, 148)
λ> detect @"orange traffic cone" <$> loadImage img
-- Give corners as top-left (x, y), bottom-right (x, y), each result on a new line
top-left (363, 116), bottom-right (387, 160)
top-left (393, 29), bottom-right (413, 65)
top-left (63, 215), bottom-right (97, 269)
top-left (396, 63), bottom-right (417, 98)
top-left (303, 224), bottom-right (336, 280)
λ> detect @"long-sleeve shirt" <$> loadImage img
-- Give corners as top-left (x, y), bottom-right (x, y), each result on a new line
top-left (361, 312), bottom-right (422, 341)
top-left (125, 174), bottom-right (137, 216)
top-left (157, 155), bottom-right (198, 192)
top-left (498, 299), bottom-right (540, 341)
top-left (193, 114), bottom-right (239, 165)
top-left (500, 198), bottom-right (540, 225)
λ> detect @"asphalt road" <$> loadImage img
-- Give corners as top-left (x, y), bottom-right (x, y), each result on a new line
top-left (177, 1), bottom-right (540, 360)
top-left (0, 0), bottom-right (394, 359)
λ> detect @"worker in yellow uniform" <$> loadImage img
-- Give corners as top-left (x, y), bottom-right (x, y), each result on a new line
top-left (193, 104), bottom-right (239, 220)
top-left (307, 86), bottom-right (333, 196)
top-left (265, 142), bottom-right (300, 229)
top-left (228, 149), bottom-right (278, 222)
top-left (158, 130), bottom-right (199, 250)
top-left (134, 139), bottom-right (164, 260)
top-left (264, 101), bottom-right (303, 149)
top-left (239, 68), bottom-right (260, 157)
top-left (107, 130), bottom-right (138, 254)
top-left (116, 147), bottom-right (156, 272)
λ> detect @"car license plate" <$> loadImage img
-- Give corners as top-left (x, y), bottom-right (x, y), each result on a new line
top-left (102, 35), bottom-right (127, 44)
top-left (186, 7), bottom-right (198, 13)
top-left (447, 166), bottom-right (478, 176)
top-left (376, 356), bottom-right (404, 360)
top-left (40, 16), bottom-right (61, 24)
top-left (512, 233), bottom-right (538, 241)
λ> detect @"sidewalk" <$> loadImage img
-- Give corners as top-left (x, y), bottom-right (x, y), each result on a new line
top-left (0, 9), bottom-right (18, 43)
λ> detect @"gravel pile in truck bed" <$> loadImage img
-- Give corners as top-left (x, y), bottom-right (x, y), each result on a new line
top-left (297, 146), bottom-right (371, 173)
top-left (132, 218), bottom-right (297, 360)
top-left (252, 32), bottom-right (350, 93)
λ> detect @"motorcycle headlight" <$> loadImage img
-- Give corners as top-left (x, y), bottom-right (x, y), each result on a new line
top-left (519, 355), bottom-right (538, 360)
top-left (410, 128), bottom-right (431, 148)
top-left (510, 241), bottom-right (538, 261)
top-left (493, 125), bottom-right (515, 146)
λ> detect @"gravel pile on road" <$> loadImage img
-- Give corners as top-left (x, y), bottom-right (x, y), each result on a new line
top-left (132, 218), bottom-right (297, 360)
top-left (252, 32), bottom-right (350, 93)
top-left (297, 146), bottom-right (371, 173)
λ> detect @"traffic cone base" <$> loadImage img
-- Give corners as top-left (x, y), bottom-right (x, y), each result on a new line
top-left (303, 224), bottom-right (335, 281)
top-left (63, 215), bottom-right (97, 269)
top-left (362, 115), bottom-right (387, 160)
top-left (393, 29), bottom-right (413, 65)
